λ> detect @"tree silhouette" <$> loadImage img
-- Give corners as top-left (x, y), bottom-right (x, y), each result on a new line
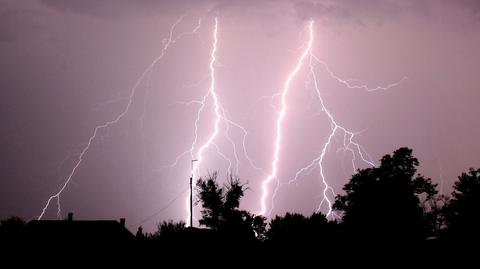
top-left (135, 226), bottom-right (145, 239)
top-left (444, 168), bottom-right (480, 241)
top-left (423, 194), bottom-right (449, 237)
top-left (0, 216), bottom-right (26, 242)
top-left (196, 172), bottom-right (229, 230)
top-left (144, 220), bottom-right (187, 242)
top-left (267, 213), bottom-right (309, 244)
top-left (265, 212), bottom-right (338, 253)
top-left (333, 147), bottom-right (437, 242)
top-left (196, 173), bottom-right (266, 242)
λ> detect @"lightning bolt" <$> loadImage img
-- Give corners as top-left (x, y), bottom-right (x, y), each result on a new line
top-left (182, 16), bottom-right (221, 226)
top-left (155, 17), bottom-right (262, 226)
top-left (287, 50), bottom-right (377, 218)
top-left (39, 14), bottom-right (405, 225)
top-left (38, 15), bottom-right (201, 220)
top-left (261, 20), bottom-right (404, 218)
top-left (259, 21), bottom-right (314, 216)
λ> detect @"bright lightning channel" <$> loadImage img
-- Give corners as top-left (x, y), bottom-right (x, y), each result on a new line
top-left (259, 20), bottom-right (314, 216)
top-left (184, 16), bottom-right (221, 226)
top-left (262, 20), bottom-right (405, 218)
top-left (157, 17), bottom-right (262, 226)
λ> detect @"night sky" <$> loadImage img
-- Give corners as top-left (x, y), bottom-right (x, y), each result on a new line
top-left (1, 0), bottom-right (480, 232)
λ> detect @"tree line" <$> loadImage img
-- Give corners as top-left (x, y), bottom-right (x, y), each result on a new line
top-left (1, 147), bottom-right (479, 257)
top-left (136, 147), bottom-right (479, 250)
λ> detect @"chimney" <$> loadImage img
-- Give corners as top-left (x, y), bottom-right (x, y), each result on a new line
top-left (119, 218), bottom-right (125, 227)
top-left (68, 212), bottom-right (73, 221)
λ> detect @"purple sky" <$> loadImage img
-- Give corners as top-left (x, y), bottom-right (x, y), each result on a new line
top-left (1, 0), bottom-right (480, 232)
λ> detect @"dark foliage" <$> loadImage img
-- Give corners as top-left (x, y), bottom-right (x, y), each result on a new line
top-left (444, 168), bottom-right (480, 241)
top-left (2, 147), bottom-right (479, 262)
top-left (266, 212), bottom-right (338, 247)
top-left (333, 147), bottom-right (437, 242)
top-left (0, 216), bottom-right (26, 242)
top-left (196, 173), bottom-right (266, 243)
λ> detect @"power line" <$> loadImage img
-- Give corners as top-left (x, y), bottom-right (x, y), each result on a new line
top-left (128, 186), bottom-right (189, 229)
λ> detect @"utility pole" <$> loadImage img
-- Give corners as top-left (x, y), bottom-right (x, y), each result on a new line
top-left (190, 159), bottom-right (198, 228)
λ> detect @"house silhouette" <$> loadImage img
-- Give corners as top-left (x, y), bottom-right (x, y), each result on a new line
top-left (27, 213), bottom-right (134, 245)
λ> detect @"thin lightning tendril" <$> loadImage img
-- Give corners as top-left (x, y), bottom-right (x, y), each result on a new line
top-left (222, 115), bottom-right (267, 175)
top-left (38, 15), bottom-right (201, 220)
top-left (222, 109), bottom-right (240, 175)
top-left (315, 59), bottom-right (408, 92)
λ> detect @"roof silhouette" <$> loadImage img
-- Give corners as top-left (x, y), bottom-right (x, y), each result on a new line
top-left (27, 213), bottom-right (134, 244)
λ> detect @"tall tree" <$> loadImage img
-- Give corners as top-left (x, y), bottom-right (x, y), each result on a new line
top-left (444, 168), bottom-right (480, 241)
top-left (333, 147), bottom-right (437, 241)
top-left (196, 173), bottom-right (266, 241)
